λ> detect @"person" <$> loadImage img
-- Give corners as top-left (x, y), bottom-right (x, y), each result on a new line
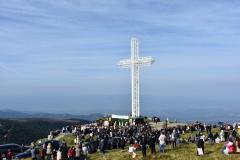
top-left (75, 145), bottom-right (81, 160)
top-left (129, 144), bottom-right (136, 159)
top-left (215, 137), bottom-right (221, 143)
top-left (223, 139), bottom-right (235, 155)
top-left (224, 131), bottom-right (228, 142)
top-left (67, 147), bottom-right (75, 160)
top-left (220, 130), bottom-right (225, 142)
top-left (120, 137), bottom-right (126, 150)
top-left (31, 147), bottom-right (37, 160)
top-left (232, 129), bottom-right (237, 138)
top-left (6, 149), bottom-right (13, 160)
top-left (56, 149), bottom-right (62, 160)
top-left (165, 120), bottom-right (168, 128)
top-left (52, 149), bottom-right (57, 160)
top-left (46, 143), bottom-right (52, 160)
top-left (140, 135), bottom-right (147, 158)
top-left (159, 131), bottom-right (166, 153)
top-left (1, 154), bottom-right (6, 160)
top-left (188, 134), bottom-right (195, 143)
top-left (200, 134), bottom-right (205, 153)
top-left (61, 143), bottom-right (68, 160)
top-left (39, 147), bottom-right (46, 160)
top-left (196, 135), bottom-right (204, 156)
top-left (236, 136), bottom-right (240, 153)
top-left (214, 132), bottom-right (219, 140)
top-left (206, 125), bottom-right (212, 134)
top-left (208, 132), bottom-right (214, 144)
top-left (141, 142), bottom-right (147, 158)
top-left (99, 138), bottom-right (105, 154)
top-left (226, 139), bottom-right (235, 154)
top-left (149, 134), bottom-right (156, 154)
top-left (170, 130), bottom-right (177, 149)
top-left (82, 144), bottom-right (88, 160)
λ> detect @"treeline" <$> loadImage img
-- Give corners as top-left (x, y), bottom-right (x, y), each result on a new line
top-left (0, 118), bottom-right (88, 145)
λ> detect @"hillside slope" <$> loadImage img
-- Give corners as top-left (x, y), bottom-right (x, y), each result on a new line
top-left (0, 118), bottom-right (88, 145)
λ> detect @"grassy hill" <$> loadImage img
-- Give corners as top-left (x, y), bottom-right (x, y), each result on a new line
top-left (0, 118), bottom-right (88, 145)
top-left (89, 143), bottom-right (239, 160)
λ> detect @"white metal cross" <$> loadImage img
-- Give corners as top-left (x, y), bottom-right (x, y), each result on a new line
top-left (118, 38), bottom-right (154, 117)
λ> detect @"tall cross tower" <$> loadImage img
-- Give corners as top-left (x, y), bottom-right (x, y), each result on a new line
top-left (118, 38), bottom-right (154, 117)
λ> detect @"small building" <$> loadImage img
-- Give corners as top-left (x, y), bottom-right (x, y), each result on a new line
top-left (109, 114), bottom-right (129, 126)
top-left (97, 114), bottom-right (129, 127)
top-left (96, 114), bottom-right (149, 126)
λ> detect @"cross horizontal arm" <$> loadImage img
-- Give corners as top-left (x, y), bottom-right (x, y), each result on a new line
top-left (118, 59), bottom-right (132, 68)
top-left (118, 56), bottom-right (154, 68)
top-left (136, 56), bottom-right (155, 66)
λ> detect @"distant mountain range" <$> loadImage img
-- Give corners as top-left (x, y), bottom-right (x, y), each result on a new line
top-left (0, 110), bottom-right (104, 121)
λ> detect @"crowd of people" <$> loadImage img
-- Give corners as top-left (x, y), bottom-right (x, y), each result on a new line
top-left (0, 149), bottom-right (14, 160)
top-left (40, 121), bottom-right (240, 159)
top-left (1, 119), bottom-right (240, 160)
top-left (29, 141), bottom-right (89, 160)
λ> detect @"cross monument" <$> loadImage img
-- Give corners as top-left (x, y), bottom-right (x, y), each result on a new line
top-left (118, 38), bottom-right (154, 117)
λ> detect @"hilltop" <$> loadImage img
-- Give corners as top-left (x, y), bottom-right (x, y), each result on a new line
top-left (58, 124), bottom-right (240, 160)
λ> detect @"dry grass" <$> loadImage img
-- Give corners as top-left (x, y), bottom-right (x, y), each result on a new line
top-left (89, 143), bottom-right (240, 160)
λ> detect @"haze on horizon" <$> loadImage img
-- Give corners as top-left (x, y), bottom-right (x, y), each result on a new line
top-left (0, 0), bottom-right (240, 120)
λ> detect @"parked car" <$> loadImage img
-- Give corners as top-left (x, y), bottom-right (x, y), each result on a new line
top-left (0, 143), bottom-right (29, 155)
top-left (15, 148), bottom-right (32, 159)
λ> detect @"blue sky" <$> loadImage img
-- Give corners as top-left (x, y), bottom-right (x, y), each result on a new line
top-left (0, 0), bottom-right (240, 117)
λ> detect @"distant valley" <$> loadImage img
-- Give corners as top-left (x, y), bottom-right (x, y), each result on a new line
top-left (0, 110), bottom-right (104, 145)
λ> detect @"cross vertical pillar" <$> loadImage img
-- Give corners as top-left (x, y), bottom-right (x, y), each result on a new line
top-left (131, 38), bottom-right (140, 117)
